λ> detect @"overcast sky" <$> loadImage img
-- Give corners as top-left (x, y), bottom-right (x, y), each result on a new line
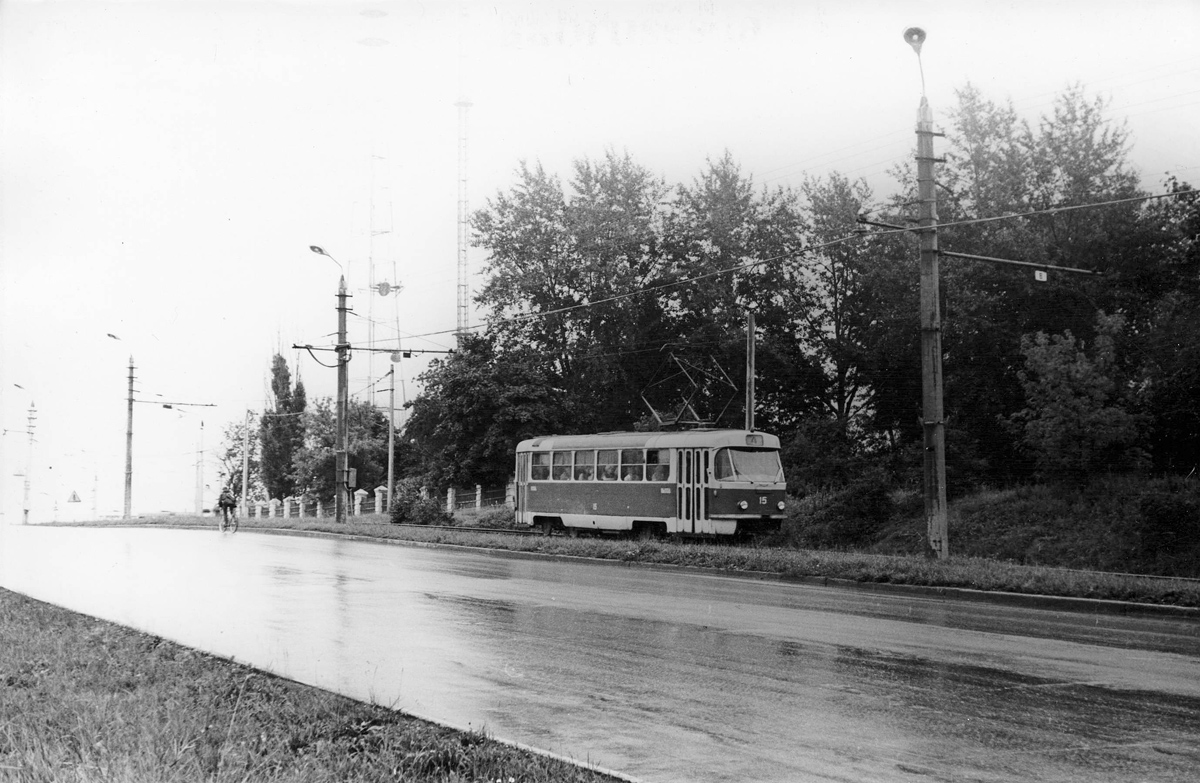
top-left (2, 0), bottom-right (1198, 520)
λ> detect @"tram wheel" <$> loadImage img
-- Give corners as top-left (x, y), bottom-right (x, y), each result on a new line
top-left (539, 519), bottom-right (553, 537)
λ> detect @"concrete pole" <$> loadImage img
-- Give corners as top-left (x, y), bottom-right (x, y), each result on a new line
top-left (387, 367), bottom-right (395, 513)
top-left (745, 307), bottom-right (756, 432)
top-left (22, 403), bottom-right (36, 524)
top-left (124, 356), bottom-right (134, 520)
top-left (336, 276), bottom-right (350, 524)
top-left (194, 420), bottom-right (204, 514)
top-left (917, 96), bottom-right (949, 559)
top-left (240, 409), bottom-right (250, 517)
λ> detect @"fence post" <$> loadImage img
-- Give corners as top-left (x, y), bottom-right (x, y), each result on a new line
top-left (283, 497), bottom-right (293, 518)
top-left (447, 487), bottom-right (456, 514)
top-left (374, 486), bottom-right (386, 515)
top-left (258, 501), bottom-right (268, 518)
top-left (316, 499), bottom-right (324, 518)
top-left (354, 488), bottom-right (367, 516)
top-left (506, 480), bottom-right (516, 509)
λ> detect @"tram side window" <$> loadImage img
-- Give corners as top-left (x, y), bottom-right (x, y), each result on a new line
top-left (597, 449), bottom-right (619, 481)
top-left (552, 451), bottom-right (572, 481)
top-left (646, 449), bottom-right (670, 481)
top-left (620, 449), bottom-right (644, 481)
top-left (574, 450), bottom-right (595, 481)
top-left (530, 452), bottom-right (550, 481)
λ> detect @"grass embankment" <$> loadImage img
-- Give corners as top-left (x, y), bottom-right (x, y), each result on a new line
top-left (0, 588), bottom-right (620, 783)
top-left (74, 508), bottom-right (1200, 608)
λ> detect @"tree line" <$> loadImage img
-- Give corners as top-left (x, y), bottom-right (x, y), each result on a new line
top-left (221, 82), bottom-right (1198, 506)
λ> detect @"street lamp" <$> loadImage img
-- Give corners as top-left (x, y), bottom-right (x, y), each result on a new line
top-left (309, 245), bottom-right (343, 272)
top-left (310, 245), bottom-right (351, 524)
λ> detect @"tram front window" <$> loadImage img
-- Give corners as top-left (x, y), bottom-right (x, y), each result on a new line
top-left (713, 448), bottom-right (784, 483)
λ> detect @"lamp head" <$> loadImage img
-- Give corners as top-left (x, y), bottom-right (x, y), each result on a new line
top-left (903, 27), bottom-right (926, 55)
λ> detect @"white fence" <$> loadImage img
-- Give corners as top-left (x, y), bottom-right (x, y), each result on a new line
top-left (245, 482), bottom-right (515, 519)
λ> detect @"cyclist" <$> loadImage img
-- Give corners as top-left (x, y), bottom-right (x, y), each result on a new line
top-left (217, 488), bottom-right (238, 532)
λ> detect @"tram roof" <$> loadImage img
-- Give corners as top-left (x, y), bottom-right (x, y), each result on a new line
top-left (516, 429), bottom-right (780, 451)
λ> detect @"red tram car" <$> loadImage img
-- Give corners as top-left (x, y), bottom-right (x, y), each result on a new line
top-left (514, 429), bottom-right (787, 537)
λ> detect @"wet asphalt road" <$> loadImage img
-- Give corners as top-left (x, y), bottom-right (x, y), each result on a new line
top-left (1, 525), bottom-right (1198, 782)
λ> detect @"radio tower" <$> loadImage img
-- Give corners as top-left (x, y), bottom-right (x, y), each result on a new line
top-left (455, 99), bottom-right (472, 345)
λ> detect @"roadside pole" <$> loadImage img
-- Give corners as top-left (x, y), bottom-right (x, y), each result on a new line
top-left (124, 357), bottom-right (134, 520)
top-left (240, 409), bottom-right (250, 518)
top-left (336, 276), bottom-right (350, 524)
top-left (387, 367), bottom-right (395, 514)
top-left (905, 27), bottom-right (949, 559)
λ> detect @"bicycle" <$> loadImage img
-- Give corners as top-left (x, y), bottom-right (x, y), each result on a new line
top-left (218, 505), bottom-right (238, 533)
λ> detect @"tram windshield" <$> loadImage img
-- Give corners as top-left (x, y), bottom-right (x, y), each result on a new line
top-left (713, 448), bottom-right (784, 483)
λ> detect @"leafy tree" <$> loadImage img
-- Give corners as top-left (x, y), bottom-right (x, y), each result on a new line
top-left (215, 412), bottom-right (264, 502)
top-left (664, 153), bottom-right (815, 429)
top-left (1131, 180), bottom-right (1200, 472)
top-left (793, 173), bottom-right (877, 436)
top-left (403, 335), bottom-right (577, 489)
top-left (864, 82), bottom-right (1151, 483)
top-left (291, 397), bottom-right (392, 507)
top-left (1005, 312), bottom-right (1148, 480)
top-left (259, 355), bottom-right (306, 499)
top-left (474, 150), bottom-right (674, 431)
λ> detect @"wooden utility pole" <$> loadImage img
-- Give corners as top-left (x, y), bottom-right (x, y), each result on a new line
top-left (336, 277), bottom-right (350, 524)
top-left (915, 71), bottom-right (949, 559)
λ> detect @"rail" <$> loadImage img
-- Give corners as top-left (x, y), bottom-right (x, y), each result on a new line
top-left (391, 523), bottom-right (537, 537)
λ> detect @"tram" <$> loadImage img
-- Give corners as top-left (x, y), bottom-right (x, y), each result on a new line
top-left (514, 429), bottom-right (787, 537)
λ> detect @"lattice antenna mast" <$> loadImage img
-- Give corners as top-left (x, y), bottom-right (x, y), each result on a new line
top-left (455, 99), bottom-right (473, 345)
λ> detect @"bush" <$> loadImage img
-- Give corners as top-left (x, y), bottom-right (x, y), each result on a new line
top-left (782, 471), bottom-right (895, 550)
top-left (389, 479), bottom-right (453, 525)
top-left (456, 505), bottom-right (516, 529)
top-left (1137, 479), bottom-right (1200, 576)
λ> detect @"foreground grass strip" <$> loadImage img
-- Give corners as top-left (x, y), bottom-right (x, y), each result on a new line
top-left (63, 515), bottom-right (1200, 608)
top-left (0, 588), bottom-right (621, 783)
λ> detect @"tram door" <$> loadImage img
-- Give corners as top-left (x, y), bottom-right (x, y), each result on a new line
top-left (677, 449), bottom-right (709, 534)
top-left (515, 453), bottom-right (529, 525)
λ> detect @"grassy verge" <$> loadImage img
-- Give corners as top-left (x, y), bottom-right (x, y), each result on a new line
top-left (0, 588), bottom-right (621, 783)
top-left (62, 513), bottom-right (1200, 608)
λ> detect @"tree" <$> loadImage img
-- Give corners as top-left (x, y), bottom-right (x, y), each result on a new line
top-left (403, 335), bottom-right (577, 489)
top-left (215, 413), bottom-right (264, 502)
top-left (259, 355), bottom-right (306, 499)
top-left (792, 173), bottom-right (877, 436)
top-left (474, 150), bottom-right (675, 431)
top-left (1006, 312), bottom-right (1148, 480)
top-left (291, 397), bottom-right (392, 506)
top-left (664, 152), bottom-right (814, 430)
top-left (862, 82), bottom-right (1151, 483)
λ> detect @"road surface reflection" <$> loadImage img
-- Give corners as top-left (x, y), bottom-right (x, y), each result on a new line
top-left (1, 525), bottom-right (1197, 782)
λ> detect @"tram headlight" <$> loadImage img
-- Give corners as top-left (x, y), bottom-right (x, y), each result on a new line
top-left (777, 501), bottom-right (786, 511)
top-left (738, 500), bottom-right (749, 510)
